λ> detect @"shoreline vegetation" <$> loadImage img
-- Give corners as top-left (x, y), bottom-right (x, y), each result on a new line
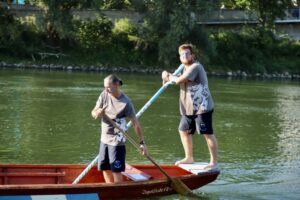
top-left (1, 61), bottom-right (299, 80)
top-left (1, 2), bottom-right (300, 78)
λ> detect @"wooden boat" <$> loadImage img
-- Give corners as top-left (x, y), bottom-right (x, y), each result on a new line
top-left (0, 162), bottom-right (220, 200)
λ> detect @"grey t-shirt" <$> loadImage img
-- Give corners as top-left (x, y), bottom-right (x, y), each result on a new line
top-left (178, 61), bottom-right (214, 115)
top-left (95, 90), bottom-right (135, 146)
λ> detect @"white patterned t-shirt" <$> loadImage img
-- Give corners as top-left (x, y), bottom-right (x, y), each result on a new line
top-left (178, 62), bottom-right (214, 115)
top-left (95, 91), bottom-right (135, 146)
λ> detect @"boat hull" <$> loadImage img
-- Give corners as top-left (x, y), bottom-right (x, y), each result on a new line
top-left (0, 164), bottom-right (220, 199)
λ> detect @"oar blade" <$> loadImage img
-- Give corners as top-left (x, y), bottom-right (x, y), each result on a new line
top-left (170, 177), bottom-right (199, 198)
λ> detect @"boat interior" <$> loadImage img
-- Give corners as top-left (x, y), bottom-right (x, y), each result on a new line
top-left (0, 164), bottom-right (194, 185)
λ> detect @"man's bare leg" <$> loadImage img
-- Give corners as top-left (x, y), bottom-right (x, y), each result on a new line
top-left (112, 172), bottom-right (123, 183)
top-left (103, 170), bottom-right (114, 183)
top-left (175, 131), bottom-right (194, 166)
top-left (203, 134), bottom-right (218, 169)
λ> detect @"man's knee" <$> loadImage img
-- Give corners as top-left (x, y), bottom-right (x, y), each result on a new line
top-left (179, 130), bottom-right (189, 134)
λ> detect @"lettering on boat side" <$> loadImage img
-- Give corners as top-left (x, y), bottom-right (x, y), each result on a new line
top-left (142, 186), bottom-right (173, 195)
top-left (0, 193), bottom-right (99, 200)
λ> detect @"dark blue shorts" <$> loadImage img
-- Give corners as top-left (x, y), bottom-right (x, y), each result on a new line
top-left (178, 110), bottom-right (214, 135)
top-left (98, 142), bottom-right (126, 172)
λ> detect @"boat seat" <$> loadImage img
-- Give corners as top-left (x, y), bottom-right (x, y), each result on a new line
top-left (122, 164), bottom-right (152, 181)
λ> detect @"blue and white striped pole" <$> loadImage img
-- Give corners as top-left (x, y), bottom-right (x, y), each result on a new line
top-left (72, 64), bottom-right (184, 184)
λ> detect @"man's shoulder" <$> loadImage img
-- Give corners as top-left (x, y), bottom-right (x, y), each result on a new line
top-left (120, 92), bottom-right (132, 103)
top-left (185, 61), bottom-right (200, 70)
top-left (192, 61), bottom-right (203, 68)
top-left (99, 90), bottom-right (108, 98)
top-left (192, 62), bottom-right (206, 74)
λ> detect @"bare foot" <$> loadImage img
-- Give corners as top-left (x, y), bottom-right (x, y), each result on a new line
top-left (203, 163), bottom-right (218, 170)
top-left (175, 158), bottom-right (194, 166)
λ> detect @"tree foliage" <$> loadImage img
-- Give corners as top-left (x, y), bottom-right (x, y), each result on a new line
top-left (75, 15), bottom-right (113, 50)
top-left (141, 0), bottom-right (218, 66)
top-left (99, 0), bottom-right (130, 9)
top-left (221, 0), bottom-right (251, 9)
top-left (0, 5), bottom-right (21, 54)
top-left (1, 0), bottom-right (299, 73)
top-left (254, 0), bottom-right (292, 30)
top-left (220, 0), bottom-right (293, 30)
top-left (0, 4), bottom-right (40, 56)
top-left (209, 27), bottom-right (300, 73)
top-left (29, 0), bottom-right (78, 47)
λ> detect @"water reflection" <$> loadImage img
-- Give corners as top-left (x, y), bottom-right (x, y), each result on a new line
top-left (275, 85), bottom-right (300, 159)
top-left (0, 70), bottom-right (299, 200)
top-left (195, 80), bottom-right (300, 200)
top-left (272, 85), bottom-right (300, 185)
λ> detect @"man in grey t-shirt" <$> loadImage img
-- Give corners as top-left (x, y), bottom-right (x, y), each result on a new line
top-left (162, 44), bottom-right (218, 170)
top-left (91, 74), bottom-right (148, 183)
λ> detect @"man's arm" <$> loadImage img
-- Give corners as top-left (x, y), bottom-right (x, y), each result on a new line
top-left (130, 116), bottom-right (148, 155)
top-left (91, 105), bottom-right (106, 119)
top-left (130, 116), bottom-right (144, 143)
top-left (162, 65), bottom-right (196, 85)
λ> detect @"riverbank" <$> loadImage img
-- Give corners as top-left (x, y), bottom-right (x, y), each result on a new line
top-left (1, 61), bottom-right (300, 80)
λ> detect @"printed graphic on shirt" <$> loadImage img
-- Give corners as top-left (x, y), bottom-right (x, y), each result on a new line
top-left (189, 84), bottom-right (202, 113)
top-left (114, 118), bottom-right (126, 143)
top-left (200, 84), bottom-right (209, 111)
top-left (189, 83), bottom-right (209, 113)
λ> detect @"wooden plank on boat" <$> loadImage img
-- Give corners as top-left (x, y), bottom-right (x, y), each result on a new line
top-left (0, 172), bottom-right (65, 177)
top-left (122, 164), bottom-right (152, 181)
top-left (178, 162), bottom-right (219, 174)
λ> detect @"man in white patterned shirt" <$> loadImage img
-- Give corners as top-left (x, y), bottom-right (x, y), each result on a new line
top-left (162, 44), bottom-right (218, 170)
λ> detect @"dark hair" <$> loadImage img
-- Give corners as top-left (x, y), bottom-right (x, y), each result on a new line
top-left (105, 74), bottom-right (123, 86)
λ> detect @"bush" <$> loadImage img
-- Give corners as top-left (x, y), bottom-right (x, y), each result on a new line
top-left (208, 28), bottom-right (300, 73)
top-left (74, 15), bottom-right (113, 50)
top-left (209, 31), bottom-right (264, 72)
top-left (112, 18), bottom-right (138, 49)
top-left (0, 6), bottom-right (40, 57)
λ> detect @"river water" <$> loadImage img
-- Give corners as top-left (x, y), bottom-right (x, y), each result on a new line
top-left (0, 69), bottom-right (299, 200)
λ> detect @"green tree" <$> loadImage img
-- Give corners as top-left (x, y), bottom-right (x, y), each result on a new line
top-left (27, 0), bottom-right (77, 47)
top-left (221, 0), bottom-right (251, 9)
top-left (141, 0), bottom-right (218, 66)
top-left (0, 5), bottom-right (21, 54)
top-left (254, 0), bottom-right (292, 30)
top-left (77, 0), bottom-right (102, 9)
top-left (220, 0), bottom-right (293, 30)
top-left (0, 4), bottom-right (40, 56)
top-left (100, 0), bottom-right (130, 9)
top-left (75, 15), bottom-right (113, 50)
top-left (98, 0), bottom-right (147, 11)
